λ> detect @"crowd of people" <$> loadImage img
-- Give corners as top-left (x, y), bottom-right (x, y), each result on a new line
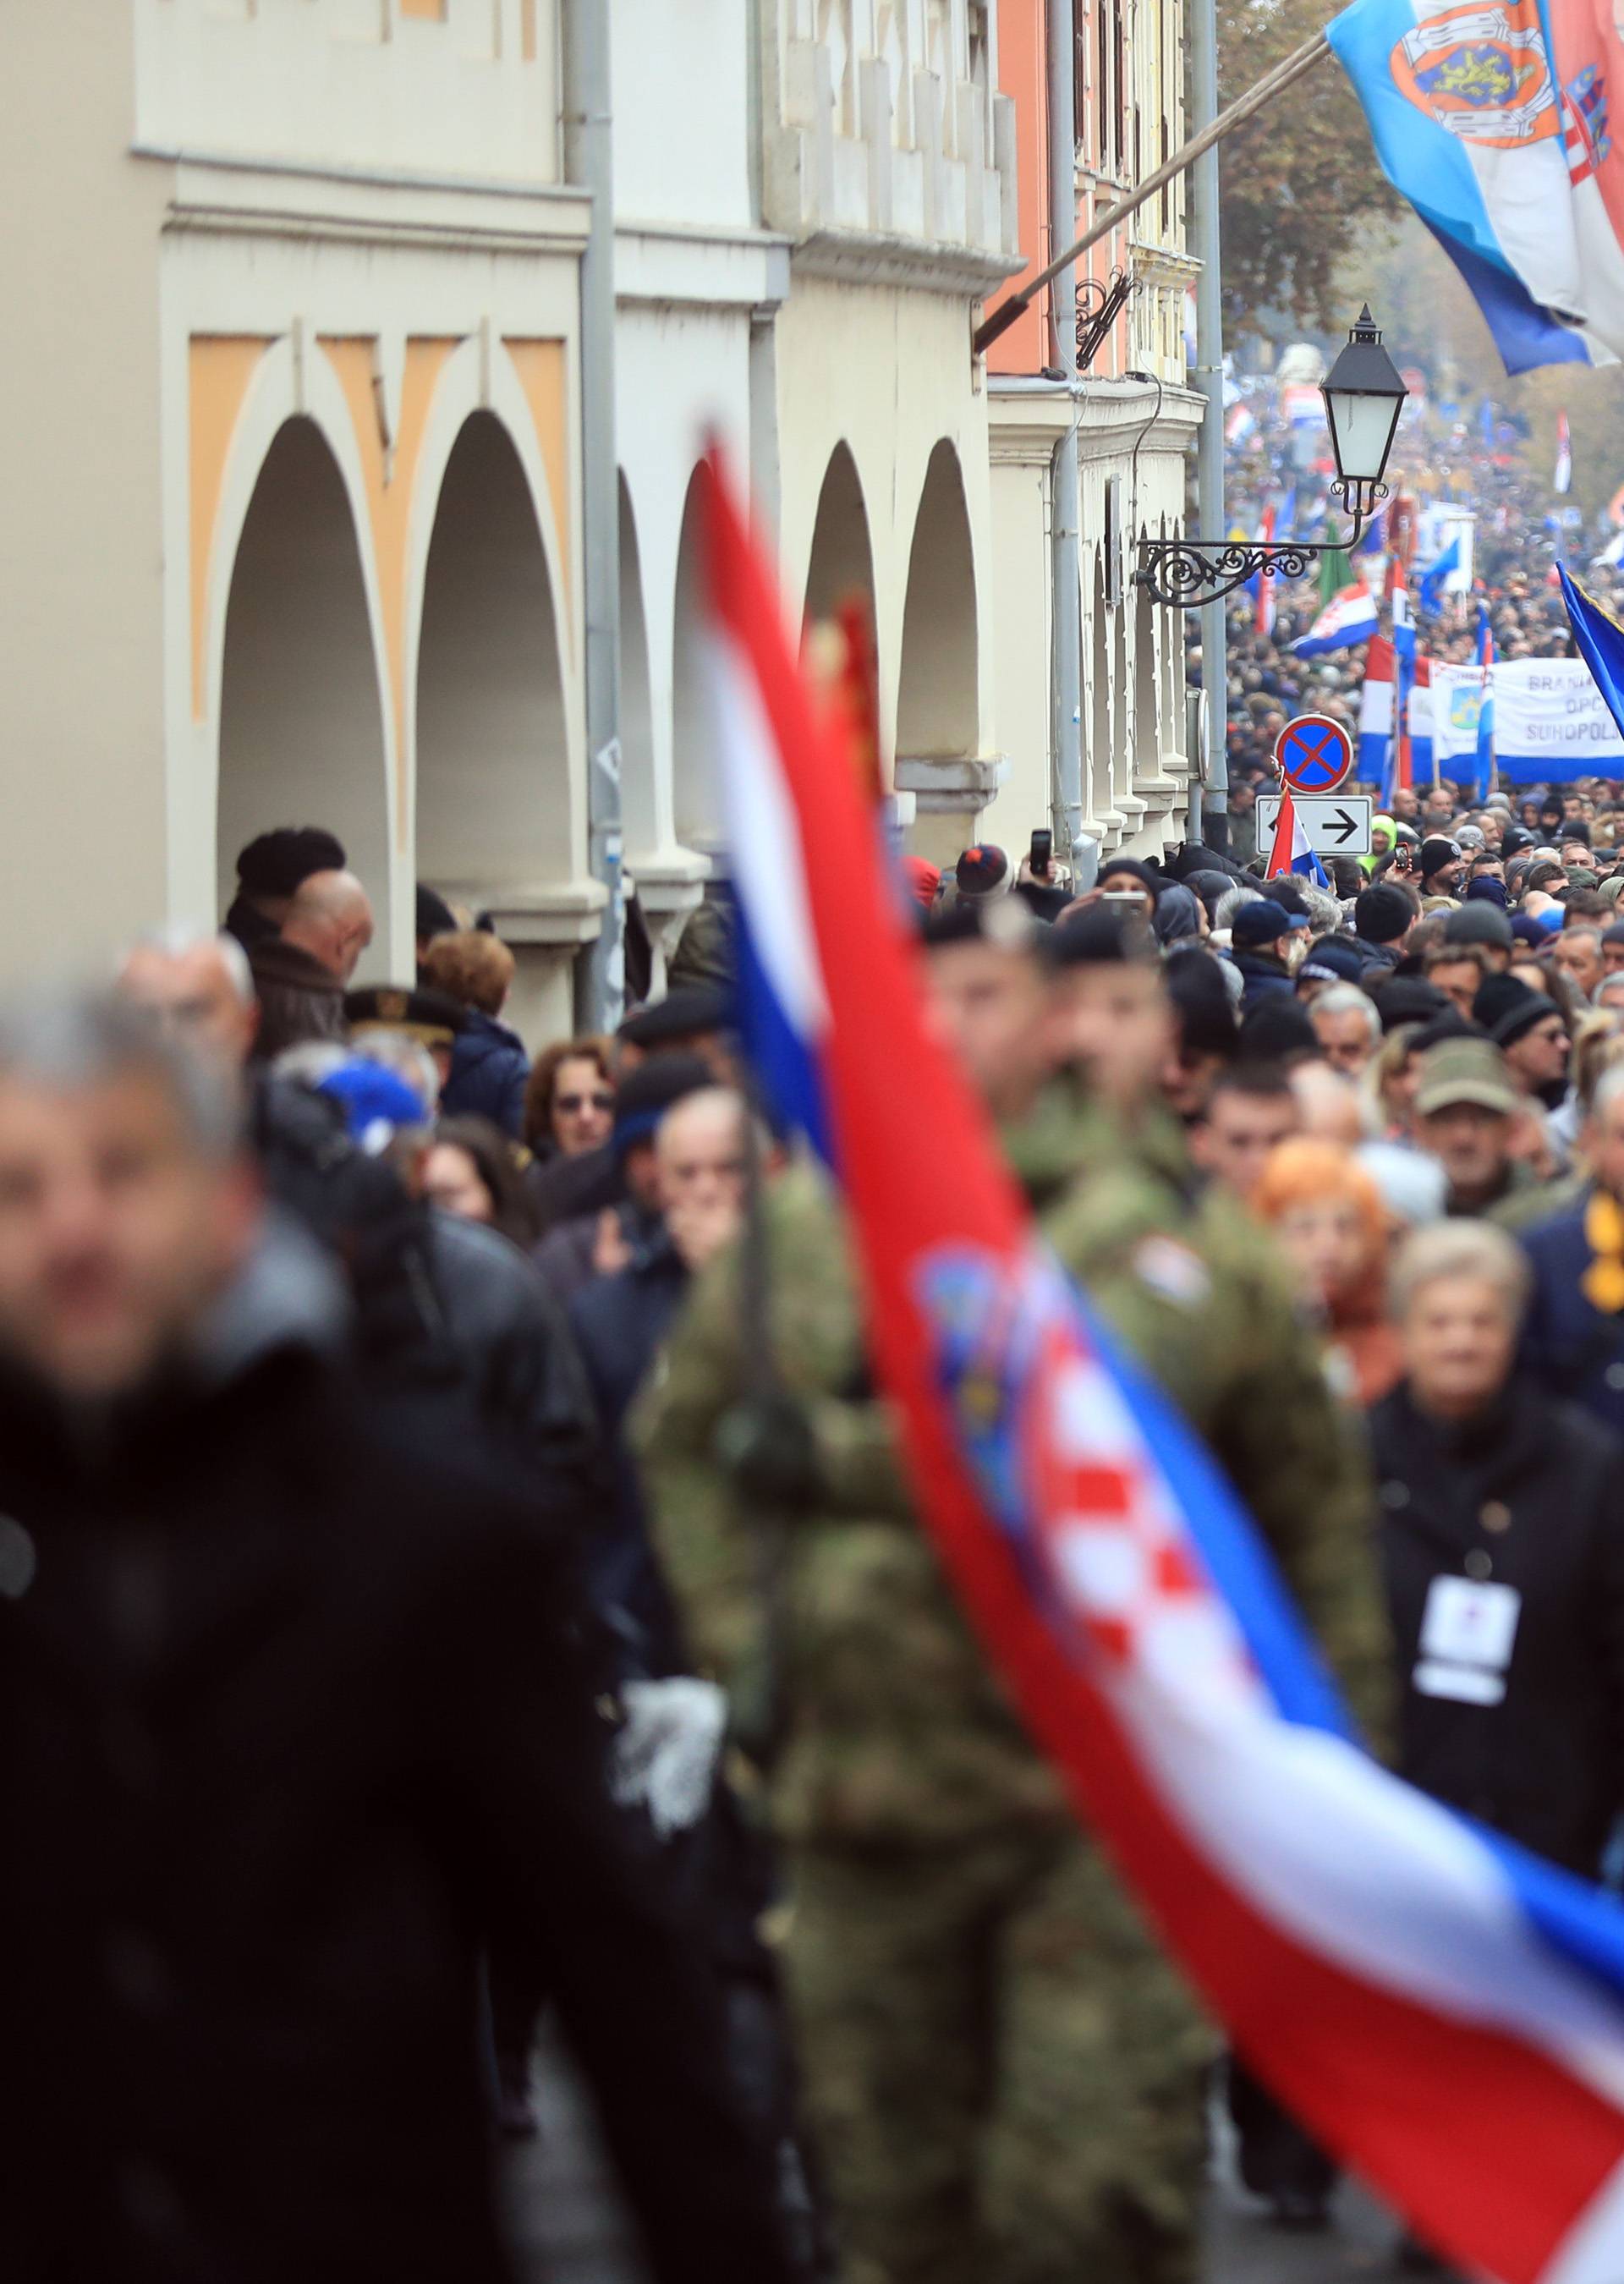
top-left (1210, 365), bottom-right (1624, 839)
top-left (7, 776), bottom-right (1624, 2284)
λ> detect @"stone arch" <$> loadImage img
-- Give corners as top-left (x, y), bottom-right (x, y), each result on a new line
top-left (897, 439), bottom-right (979, 764)
top-left (670, 467), bottom-right (716, 853)
top-left (413, 409), bottom-right (568, 897)
top-left (618, 472), bottom-right (657, 860)
top-left (216, 415), bottom-right (392, 961)
top-left (802, 442), bottom-right (878, 669)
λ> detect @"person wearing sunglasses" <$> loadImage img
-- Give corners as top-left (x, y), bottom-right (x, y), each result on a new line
top-left (525, 1036), bottom-right (617, 1162)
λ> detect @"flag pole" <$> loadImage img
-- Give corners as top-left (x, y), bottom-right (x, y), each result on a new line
top-left (974, 32), bottom-right (1333, 355)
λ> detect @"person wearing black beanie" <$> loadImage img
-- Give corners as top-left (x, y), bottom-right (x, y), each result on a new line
top-left (224, 826), bottom-right (348, 953)
top-left (1473, 975), bottom-right (1572, 1108)
top-left (1352, 882), bottom-right (1416, 971)
top-left (1418, 837), bottom-right (1464, 894)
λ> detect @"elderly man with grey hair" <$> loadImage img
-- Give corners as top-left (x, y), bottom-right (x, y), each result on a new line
top-left (0, 989), bottom-right (804, 2284)
top-left (1370, 1216), bottom-right (1624, 1894)
top-left (1308, 981), bottom-right (1382, 1081)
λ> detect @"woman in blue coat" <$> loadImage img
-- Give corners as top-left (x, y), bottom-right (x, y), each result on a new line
top-left (422, 928), bottom-right (531, 1135)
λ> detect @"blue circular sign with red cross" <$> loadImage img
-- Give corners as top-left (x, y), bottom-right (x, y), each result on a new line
top-left (1274, 711), bottom-right (1354, 795)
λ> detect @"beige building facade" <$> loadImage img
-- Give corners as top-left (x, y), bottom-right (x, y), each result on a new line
top-left (0, 1), bottom-right (1202, 1018)
top-left (984, 0), bottom-right (1203, 864)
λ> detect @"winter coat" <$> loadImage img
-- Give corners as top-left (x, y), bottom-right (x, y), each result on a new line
top-left (569, 1224), bottom-right (692, 1679)
top-left (1230, 944), bottom-right (1295, 1007)
top-left (535, 1198), bottom-right (662, 1308)
top-left (0, 1240), bottom-right (799, 2284)
top-left (440, 1006), bottom-right (530, 1134)
top-left (1350, 936), bottom-right (1402, 973)
top-left (527, 1139), bottom-right (623, 1236)
top-left (246, 937), bottom-right (346, 1062)
top-left (252, 1080), bottom-right (598, 1511)
top-left (1519, 1194), bottom-right (1624, 1438)
top-left (1368, 1375), bottom-right (1624, 1875)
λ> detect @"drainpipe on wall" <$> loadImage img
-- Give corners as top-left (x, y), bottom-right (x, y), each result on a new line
top-left (1047, 0), bottom-right (1085, 862)
top-left (562, 0), bottom-right (623, 1027)
top-left (1188, 0), bottom-right (1229, 853)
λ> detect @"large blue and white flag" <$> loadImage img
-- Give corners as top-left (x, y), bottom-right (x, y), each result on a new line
top-left (1330, 0), bottom-right (1624, 372)
top-left (1416, 537), bottom-right (1462, 612)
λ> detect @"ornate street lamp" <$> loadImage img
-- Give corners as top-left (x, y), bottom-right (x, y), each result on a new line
top-left (1135, 305), bottom-right (1409, 608)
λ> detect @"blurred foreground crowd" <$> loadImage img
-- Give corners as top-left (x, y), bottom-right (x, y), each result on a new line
top-left (6, 799), bottom-right (1624, 2284)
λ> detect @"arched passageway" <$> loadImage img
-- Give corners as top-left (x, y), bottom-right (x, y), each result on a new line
top-left (618, 474), bottom-right (656, 857)
top-left (414, 411), bottom-right (569, 892)
top-left (670, 469), bottom-right (715, 851)
top-left (897, 440), bottom-right (978, 760)
top-left (802, 442), bottom-right (878, 667)
top-left (217, 417), bottom-right (391, 937)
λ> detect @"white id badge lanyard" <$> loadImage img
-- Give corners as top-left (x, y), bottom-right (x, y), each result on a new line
top-left (1413, 1575), bottom-right (1522, 1708)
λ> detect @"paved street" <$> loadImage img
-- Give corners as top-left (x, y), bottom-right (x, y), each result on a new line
top-left (503, 2045), bottom-right (1423, 2283)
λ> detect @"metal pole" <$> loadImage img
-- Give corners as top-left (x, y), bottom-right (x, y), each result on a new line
top-left (974, 30), bottom-right (1330, 356)
top-left (1048, 0), bottom-right (1084, 859)
top-left (562, 0), bottom-right (623, 1029)
top-left (1189, 0), bottom-right (1229, 854)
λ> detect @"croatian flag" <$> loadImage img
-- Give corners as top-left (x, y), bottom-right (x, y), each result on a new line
top-left (1330, 0), bottom-right (1624, 372)
top-left (1388, 564), bottom-right (1417, 800)
top-left (1556, 413), bottom-right (1574, 495)
top-left (1357, 633), bottom-right (1396, 782)
top-left (1265, 788), bottom-right (1330, 887)
top-left (699, 443), bottom-right (1624, 2284)
top-left (1408, 656), bottom-right (1435, 788)
top-left (1293, 581), bottom-right (1379, 656)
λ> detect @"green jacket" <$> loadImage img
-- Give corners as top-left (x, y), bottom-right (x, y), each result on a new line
top-left (632, 1090), bottom-right (1388, 1848)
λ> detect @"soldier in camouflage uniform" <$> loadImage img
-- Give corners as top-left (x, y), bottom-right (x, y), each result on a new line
top-left (631, 904), bottom-right (1389, 2284)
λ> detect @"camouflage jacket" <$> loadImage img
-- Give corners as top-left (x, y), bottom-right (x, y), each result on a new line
top-left (631, 1089), bottom-right (1388, 1848)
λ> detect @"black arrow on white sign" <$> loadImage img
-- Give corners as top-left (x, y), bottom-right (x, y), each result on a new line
top-left (1328, 809), bottom-right (1359, 843)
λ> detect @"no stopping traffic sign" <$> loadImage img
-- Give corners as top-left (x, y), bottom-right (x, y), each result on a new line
top-left (1274, 713), bottom-right (1354, 796)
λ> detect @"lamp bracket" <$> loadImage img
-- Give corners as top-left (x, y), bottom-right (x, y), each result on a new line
top-left (1133, 480), bottom-right (1386, 611)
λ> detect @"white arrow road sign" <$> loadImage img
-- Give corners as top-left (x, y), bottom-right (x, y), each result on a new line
top-left (1255, 793), bottom-right (1373, 859)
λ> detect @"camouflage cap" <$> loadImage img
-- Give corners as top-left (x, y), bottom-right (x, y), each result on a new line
top-left (1413, 1037), bottom-right (1517, 1120)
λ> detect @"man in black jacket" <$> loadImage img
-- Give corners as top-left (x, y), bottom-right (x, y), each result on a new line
top-left (0, 991), bottom-right (801, 2284)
